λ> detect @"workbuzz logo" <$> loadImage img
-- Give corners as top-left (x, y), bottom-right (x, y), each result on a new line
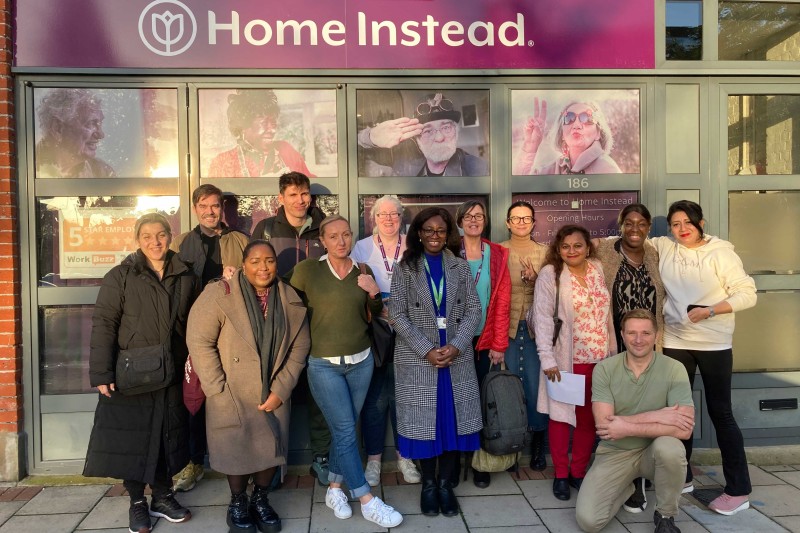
top-left (139, 0), bottom-right (198, 56)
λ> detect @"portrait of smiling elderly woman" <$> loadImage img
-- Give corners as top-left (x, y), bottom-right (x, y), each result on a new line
top-left (513, 98), bottom-right (622, 175)
top-left (357, 92), bottom-right (489, 177)
top-left (35, 88), bottom-right (116, 178)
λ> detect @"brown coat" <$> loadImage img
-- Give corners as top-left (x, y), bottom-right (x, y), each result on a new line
top-left (187, 274), bottom-right (310, 475)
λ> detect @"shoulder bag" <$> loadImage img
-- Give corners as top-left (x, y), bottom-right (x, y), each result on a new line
top-left (552, 276), bottom-right (563, 346)
top-left (359, 263), bottom-right (395, 368)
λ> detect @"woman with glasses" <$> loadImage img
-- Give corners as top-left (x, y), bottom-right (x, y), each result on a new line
top-left (389, 207), bottom-right (482, 517)
top-left (530, 225), bottom-right (616, 501)
top-left (513, 98), bottom-right (622, 175)
top-left (350, 195), bottom-right (423, 487)
top-left (499, 201), bottom-right (550, 472)
top-left (454, 200), bottom-right (511, 489)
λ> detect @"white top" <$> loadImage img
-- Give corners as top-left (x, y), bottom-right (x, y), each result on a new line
top-left (350, 235), bottom-right (406, 295)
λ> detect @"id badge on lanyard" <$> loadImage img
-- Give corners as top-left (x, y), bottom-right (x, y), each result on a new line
top-left (436, 317), bottom-right (447, 330)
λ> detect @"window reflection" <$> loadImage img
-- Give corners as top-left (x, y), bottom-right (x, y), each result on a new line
top-left (359, 195), bottom-right (487, 238)
top-left (719, 2), bottom-right (800, 61)
top-left (225, 195), bottom-right (339, 237)
top-left (39, 306), bottom-right (94, 395)
top-left (728, 94), bottom-right (800, 175)
top-left (667, 0), bottom-right (703, 60)
top-left (729, 191), bottom-right (800, 273)
top-left (733, 291), bottom-right (800, 371)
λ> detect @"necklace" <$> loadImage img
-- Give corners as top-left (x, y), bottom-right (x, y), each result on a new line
top-left (619, 247), bottom-right (643, 267)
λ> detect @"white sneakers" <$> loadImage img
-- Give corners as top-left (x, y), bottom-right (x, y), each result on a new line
top-left (325, 487), bottom-right (352, 519)
top-left (325, 488), bottom-right (403, 527)
top-left (365, 460), bottom-right (381, 487)
top-left (362, 496), bottom-right (403, 528)
top-left (397, 457), bottom-right (422, 484)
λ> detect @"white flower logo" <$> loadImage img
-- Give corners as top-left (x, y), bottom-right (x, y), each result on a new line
top-left (138, 0), bottom-right (197, 57)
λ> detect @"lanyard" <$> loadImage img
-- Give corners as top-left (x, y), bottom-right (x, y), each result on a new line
top-left (377, 236), bottom-right (402, 275)
top-left (423, 256), bottom-right (445, 316)
top-left (460, 238), bottom-right (485, 285)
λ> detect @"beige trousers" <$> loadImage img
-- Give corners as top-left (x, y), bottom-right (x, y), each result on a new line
top-left (575, 436), bottom-right (687, 533)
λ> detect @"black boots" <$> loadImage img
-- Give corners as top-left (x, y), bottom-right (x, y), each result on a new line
top-left (420, 479), bottom-right (439, 516)
top-left (437, 478), bottom-right (459, 517)
top-left (530, 430), bottom-right (547, 471)
top-left (249, 485), bottom-right (281, 533)
top-left (553, 478), bottom-right (570, 501)
top-left (228, 492), bottom-right (255, 532)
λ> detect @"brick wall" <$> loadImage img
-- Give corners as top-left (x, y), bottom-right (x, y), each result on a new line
top-left (0, 0), bottom-right (24, 480)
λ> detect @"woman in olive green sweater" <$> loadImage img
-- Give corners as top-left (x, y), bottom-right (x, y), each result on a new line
top-left (285, 215), bottom-right (403, 529)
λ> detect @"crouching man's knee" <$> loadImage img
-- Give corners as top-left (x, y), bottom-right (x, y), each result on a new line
top-left (652, 436), bottom-right (686, 464)
top-left (576, 492), bottom-right (611, 533)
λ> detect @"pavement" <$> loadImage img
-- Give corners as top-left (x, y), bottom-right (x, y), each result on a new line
top-left (2, 462), bottom-right (800, 532)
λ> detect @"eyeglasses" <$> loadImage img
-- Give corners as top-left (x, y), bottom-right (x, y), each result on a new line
top-left (420, 122), bottom-right (456, 140)
top-left (376, 212), bottom-right (401, 220)
top-left (462, 214), bottom-right (485, 222)
top-left (622, 221), bottom-right (650, 230)
top-left (508, 216), bottom-right (534, 224)
top-left (562, 111), bottom-right (596, 126)
top-left (416, 98), bottom-right (454, 116)
top-left (420, 228), bottom-right (448, 237)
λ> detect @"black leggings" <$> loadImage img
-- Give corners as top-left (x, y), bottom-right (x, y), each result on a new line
top-left (419, 450), bottom-right (460, 483)
top-left (663, 347), bottom-right (752, 496)
top-left (227, 468), bottom-right (278, 495)
top-left (124, 444), bottom-right (172, 502)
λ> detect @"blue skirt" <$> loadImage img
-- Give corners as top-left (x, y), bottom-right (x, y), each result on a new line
top-left (398, 367), bottom-right (480, 460)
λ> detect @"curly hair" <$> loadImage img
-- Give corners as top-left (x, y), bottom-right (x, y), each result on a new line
top-left (226, 89), bottom-right (280, 138)
top-left (37, 88), bottom-right (102, 143)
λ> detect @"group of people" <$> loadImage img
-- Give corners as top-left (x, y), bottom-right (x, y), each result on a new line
top-left (83, 169), bottom-right (757, 533)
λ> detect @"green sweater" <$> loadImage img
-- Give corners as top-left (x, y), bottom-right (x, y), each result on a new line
top-left (285, 258), bottom-right (383, 358)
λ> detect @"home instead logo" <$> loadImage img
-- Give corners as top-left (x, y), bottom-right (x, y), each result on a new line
top-left (139, 0), bottom-right (198, 56)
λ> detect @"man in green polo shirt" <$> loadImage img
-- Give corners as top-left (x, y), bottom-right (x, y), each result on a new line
top-left (576, 309), bottom-right (694, 533)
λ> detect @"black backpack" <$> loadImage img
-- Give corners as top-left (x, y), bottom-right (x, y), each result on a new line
top-left (480, 364), bottom-right (531, 456)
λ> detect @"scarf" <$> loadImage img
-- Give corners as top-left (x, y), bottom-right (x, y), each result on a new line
top-left (239, 270), bottom-right (286, 404)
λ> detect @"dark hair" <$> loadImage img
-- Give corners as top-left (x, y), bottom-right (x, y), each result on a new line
top-left (401, 207), bottom-right (458, 269)
top-left (455, 200), bottom-right (487, 231)
top-left (192, 184), bottom-right (224, 206)
top-left (667, 200), bottom-right (704, 238)
top-left (543, 224), bottom-right (595, 277)
top-left (134, 212), bottom-right (172, 240)
top-left (506, 200), bottom-right (535, 222)
top-left (621, 308), bottom-right (658, 332)
top-left (278, 171), bottom-right (311, 194)
top-left (242, 239), bottom-right (277, 262)
top-left (617, 203), bottom-right (652, 227)
top-left (227, 90), bottom-right (280, 138)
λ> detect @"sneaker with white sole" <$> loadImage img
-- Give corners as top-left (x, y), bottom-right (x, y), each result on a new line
top-left (708, 493), bottom-right (749, 516)
top-left (623, 477), bottom-right (647, 513)
top-left (681, 481), bottom-right (694, 494)
top-left (398, 457), bottom-right (422, 484)
top-left (325, 487), bottom-right (352, 519)
top-left (173, 462), bottom-right (204, 492)
top-left (364, 460), bottom-right (381, 487)
top-left (361, 496), bottom-right (403, 528)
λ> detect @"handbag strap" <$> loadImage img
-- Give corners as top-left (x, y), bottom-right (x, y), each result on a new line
top-left (358, 263), bottom-right (374, 323)
top-left (553, 276), bottom-right (560, 322)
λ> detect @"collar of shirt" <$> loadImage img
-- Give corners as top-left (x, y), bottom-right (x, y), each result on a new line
top-left (320, 254), bottom-right (358, 280)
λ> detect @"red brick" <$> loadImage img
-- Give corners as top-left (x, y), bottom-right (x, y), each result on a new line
top-left (14, 487), bottom-right (42, 501)
top-left (0, 409), bottom-right (21, 423)
top-left (105, 484), bottom-right (127, 497)
top-left (281, 474), bottom-right (298, 489)
top-left (0, 384), bottom-right (19, 396)
top-left (0, 487), bottom-right (22, 501)
top-left (296, 475), bottom-right (314, 489)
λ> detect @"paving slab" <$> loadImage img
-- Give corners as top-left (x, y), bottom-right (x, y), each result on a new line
top-left (270, 488), bottom-right (314, 519)
top-left (453, 472), bottom-right (521, 496)
top-left (471, 527), bottom-right (548, 533)
top-left (170, 477), bottom-right (229, 507)
top-left (536, 508), bottom-right (627, 533)
top-left (517, 479), bottom-right (577, 510)
top-left (680, 500), bottom-right (787, 532)
top-left (762, 465), bottom-right (798, 473)
top-left (614, 497), bottom-right (693, 524)
top-left (749, 483), bottom-right (800, 517)
top-left (309, 502), bottom-right (387, 533)
top-left (281, 517), bottom-right (312, 533)
top-left (77, 495), bottom-right (129, 530)
top-left (0, 501), bottom-right (25, 527)
top-left (16, 485), bottom-right (109, 515)
top-left (389, 512), bottom-right (467, 533)
top-left (774, 516), bottom-right (800, 533)
top-left (624, 522), bottom-right (709, 533)
top-left (698, 464), bottom-right (784, 486)
top-left (773, 471), bottom-right (800, 489)
top-left (150, 504), bottom-right (224, 531)
top-left (459, 494), bottom-right (540, 528)
top-left (381, 483), bottom-right (423, 515)
top-left (0, 512), bottom-right (84, 533)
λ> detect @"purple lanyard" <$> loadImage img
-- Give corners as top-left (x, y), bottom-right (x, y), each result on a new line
top-left (378, 237), bottom-right (402, 275)
top-left (460, 238), bottom-right (485, 285)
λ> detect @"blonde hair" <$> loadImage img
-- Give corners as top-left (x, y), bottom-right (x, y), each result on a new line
top-left (134, 213), bottom-right (172, 240)
top-left (319, 214), bottom-right (350, 237)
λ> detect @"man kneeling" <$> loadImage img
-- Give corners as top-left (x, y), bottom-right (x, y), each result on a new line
top-left (576, 309), bottom-right (694, 533)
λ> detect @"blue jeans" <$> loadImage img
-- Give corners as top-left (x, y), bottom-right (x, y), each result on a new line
top-left (504, 321), bottom-right (548, 432)
top-left (307, 353), bottom-right (374, 498)
top-left (360, 362), bottom-right (398, 457)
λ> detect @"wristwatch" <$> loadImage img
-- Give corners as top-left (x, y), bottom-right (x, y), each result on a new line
top-left (707, 307), bottom-right (716, 319)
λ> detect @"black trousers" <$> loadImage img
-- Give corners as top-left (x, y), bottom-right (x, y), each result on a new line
top-left (663, 347), bottom-right (752, 496)
top-left (123, 443), bottom-right (172, 502)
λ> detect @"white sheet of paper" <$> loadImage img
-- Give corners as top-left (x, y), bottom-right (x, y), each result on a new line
top-left (545, 372), bottom-right (586, 406)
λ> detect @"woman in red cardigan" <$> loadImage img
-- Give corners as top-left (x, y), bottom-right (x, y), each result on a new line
top-left (454, 200), bottom-right (511, 489)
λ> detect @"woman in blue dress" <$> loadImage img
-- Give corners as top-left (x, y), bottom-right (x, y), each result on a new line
top-left (389, 207), bottom-right (483, 517)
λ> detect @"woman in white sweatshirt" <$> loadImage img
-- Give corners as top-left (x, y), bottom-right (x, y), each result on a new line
top-left (650, 200), bottom-right (756, 517)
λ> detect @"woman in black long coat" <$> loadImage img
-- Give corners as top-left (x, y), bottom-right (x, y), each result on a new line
top-left (84, 213), bottom-right (199, 533)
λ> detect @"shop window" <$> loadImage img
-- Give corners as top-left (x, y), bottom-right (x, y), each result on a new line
top-left (719, 1), bottom-right (800, 60)
top-left (511, 192), bottom-right (639, 244)
top-left (358, 195), bottom-right (487, 238)
top-left (39, 305), bottom-right (94, 395)
top-left (667, 0), bottom-right (703, 60)
top-left (36, 196), bottom-right (181, 287)
top-left (728, 94), bottom-right (800, 175)
top-left (33, 88), bottom-right (179, 178)
top-left (729, 191), bottom-right (800, 273)
top-left (356, 89), bottom-right (490, 177)
top-left (226, 194), bottom-right (339, 237)
top-left (198, 89), bottom-right (338, 178)
top-left (733, 291), bottom-right (800, 371)
top-left (510, 89), bottom-right (640, 176)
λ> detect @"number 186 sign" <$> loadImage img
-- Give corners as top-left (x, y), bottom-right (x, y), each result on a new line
top-left (59, 208), bottom-right (139, 279)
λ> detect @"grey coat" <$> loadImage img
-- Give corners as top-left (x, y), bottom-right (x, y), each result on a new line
top-left (186, 274), bottom-right (310, 475)
top-left (389, 251), bottom-right (483, 440)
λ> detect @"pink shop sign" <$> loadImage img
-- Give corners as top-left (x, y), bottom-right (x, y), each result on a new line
top-left (14, 0), bottom-right (655, 70)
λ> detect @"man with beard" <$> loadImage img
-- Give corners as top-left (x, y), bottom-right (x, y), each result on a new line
top-left (170, 184), bottom-right (249, 492)
top-left (358, 93), bottom-right (488, 177)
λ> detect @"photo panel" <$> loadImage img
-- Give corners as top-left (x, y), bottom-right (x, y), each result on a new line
top-left (33, 87), bottom-right (179, 178)
top-left (222, 194), bottom-right (340, 237)
top-left (357, 89), bottom-right (490, 177)
top-left (199, 88), bottom-right (338, 178)
top-left (511, 89), bottom-right (640, 175)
